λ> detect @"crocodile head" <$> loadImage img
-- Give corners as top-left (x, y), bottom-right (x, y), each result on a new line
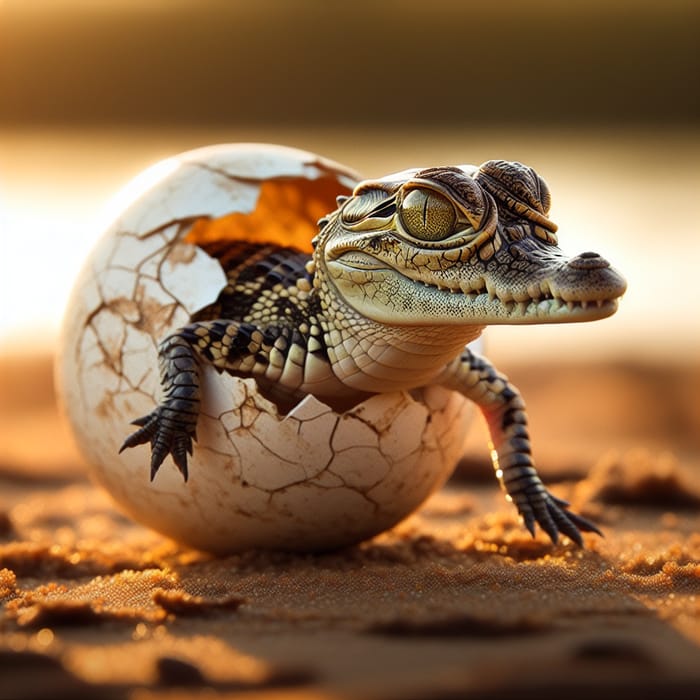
top-left (313, 160), bottom-right (627, 326)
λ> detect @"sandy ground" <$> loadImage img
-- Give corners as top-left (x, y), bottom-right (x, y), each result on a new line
top-left (1, 354), bottom-right (699, 699)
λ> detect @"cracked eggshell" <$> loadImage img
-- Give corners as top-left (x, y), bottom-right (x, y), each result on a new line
top-left (56, 143), bottom-right (474, 554)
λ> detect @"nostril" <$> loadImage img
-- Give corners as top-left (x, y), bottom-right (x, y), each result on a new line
top-left (568, 252), bottom-right (610, 270)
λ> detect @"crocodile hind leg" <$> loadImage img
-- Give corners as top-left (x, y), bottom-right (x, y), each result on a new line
top-left (438, 348), bottom-right (601, 546)
top-left (120, 320), bottom-right (265, 480)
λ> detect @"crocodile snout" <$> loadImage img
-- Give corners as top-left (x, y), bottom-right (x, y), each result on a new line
top-left (553, 251), bottom-right (627, 304)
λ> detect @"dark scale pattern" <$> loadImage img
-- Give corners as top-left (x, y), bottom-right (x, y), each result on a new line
top-left (185, 242), bottom-right (330, 376)
top-left (182, 321), bottom-right (260, 366)
top-left (185, 241), bottom-right (331, 375)
top-left (191, 243), bottom-right (313, 323)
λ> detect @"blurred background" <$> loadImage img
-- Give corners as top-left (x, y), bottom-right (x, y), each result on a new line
top-left (1, 7), bottom-right (699, 696)
top-left (1, 0), bottom-right (699, 362)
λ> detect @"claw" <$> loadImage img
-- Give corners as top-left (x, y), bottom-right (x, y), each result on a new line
top-left (521, 509), bottom-right (537, 538)
top-left (550, 495), bottom-right (570, 508)
top-left (514, 488), bottom-right (601, 546)
top-left (149, 437), bottom-right (171, 481)
top-left (543, 494), bottom-right (601, 547)
top-left (562, 509), bottom-right (603, 538)
top-left (119, 415), bottom-right (157, 453)
top-left (131, 414), bottom-right (153, 427)
top-left (548, 505), bottom-right (582, 547)
top-left (172, 434), bottom-right (192, 482)
top-left (121, 407), bottom-right (196, 482)
top-left (537, 506), bottom-right (560, 545)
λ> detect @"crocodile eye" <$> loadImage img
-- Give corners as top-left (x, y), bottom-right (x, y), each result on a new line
top-left (399, 188), bottom-right (457, 241)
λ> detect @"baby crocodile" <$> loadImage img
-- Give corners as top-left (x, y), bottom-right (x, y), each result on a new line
top-left (121, 159), bottom-right (626, 545)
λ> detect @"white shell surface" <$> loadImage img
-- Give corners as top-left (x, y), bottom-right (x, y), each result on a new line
top-left (56, 143), bottom-right (474, 553)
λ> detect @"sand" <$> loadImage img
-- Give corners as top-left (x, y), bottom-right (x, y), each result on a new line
top-left (1, 354), bottom-right (699, 699)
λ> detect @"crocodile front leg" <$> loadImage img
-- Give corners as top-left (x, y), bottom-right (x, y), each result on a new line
top-left (120, 331), bottom-right (205, 480)
top-left (438, 348), bottom-right (601, 546)
top-left (120, 320), bottom-right (263, 480)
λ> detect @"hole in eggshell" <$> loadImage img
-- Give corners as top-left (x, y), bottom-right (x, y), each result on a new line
top-left (255, 375), bottom-right (373, 416)
top-left (184, 175), bottom-right (352, 253)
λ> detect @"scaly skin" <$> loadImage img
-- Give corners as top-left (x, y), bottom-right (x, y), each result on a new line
top-left (121, 159), bottom-right (627, 546)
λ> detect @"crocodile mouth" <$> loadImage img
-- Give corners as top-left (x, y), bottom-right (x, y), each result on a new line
top-left (408, 275), bottom-right (620, 322)
top-left (331, 252), bottom-right (622, 323)
top-left (463, 289), bottom-right (619, 320)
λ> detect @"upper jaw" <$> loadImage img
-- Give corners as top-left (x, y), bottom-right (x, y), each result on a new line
top-left (413, 258), bottom-right (627, 324)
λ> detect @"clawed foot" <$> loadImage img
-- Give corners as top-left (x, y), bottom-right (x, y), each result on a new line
top-left (517, 489), bottom-right (601, 546)
top-left (119, 406), bottom-right (196, 481)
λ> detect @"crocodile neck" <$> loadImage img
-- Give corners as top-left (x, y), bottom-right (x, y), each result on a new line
top-left (318, 288), bottom-right (483, 393)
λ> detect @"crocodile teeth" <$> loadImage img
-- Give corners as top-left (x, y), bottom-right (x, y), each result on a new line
top-left (414, 275), bottom-right (613, 314)
top-left (459, 282), bottom-right (476, 295)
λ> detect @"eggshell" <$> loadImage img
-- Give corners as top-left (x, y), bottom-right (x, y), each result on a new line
top-left (56, 143), bottom-right (474, 553)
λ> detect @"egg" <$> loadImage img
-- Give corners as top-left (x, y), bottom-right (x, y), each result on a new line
top-left (56, 143), bottom-right (474, 553)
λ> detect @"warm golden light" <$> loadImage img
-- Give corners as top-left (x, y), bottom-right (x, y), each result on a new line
top-left (0, 5), bottom-right (698, 698)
